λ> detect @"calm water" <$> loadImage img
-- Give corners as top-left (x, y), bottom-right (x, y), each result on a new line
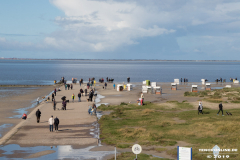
top-left (0, 60), bottom-right (239, 85)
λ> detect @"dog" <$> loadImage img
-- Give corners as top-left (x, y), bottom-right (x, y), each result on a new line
top-left (226, 111), bottom-right (232, 116)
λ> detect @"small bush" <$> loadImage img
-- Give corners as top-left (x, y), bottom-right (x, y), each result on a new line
top-left (184, 92), bottom-right (199, 97)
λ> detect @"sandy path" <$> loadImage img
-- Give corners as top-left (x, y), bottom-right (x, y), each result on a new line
top-left (0, 83), bottom-right (97, 147)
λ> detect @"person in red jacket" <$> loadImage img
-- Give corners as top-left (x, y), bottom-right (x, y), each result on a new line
top-left (22, 113), bottom-right (27, 120)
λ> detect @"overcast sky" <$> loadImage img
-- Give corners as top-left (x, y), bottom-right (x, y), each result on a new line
top-left (1, 0), bottom-right (240, 60)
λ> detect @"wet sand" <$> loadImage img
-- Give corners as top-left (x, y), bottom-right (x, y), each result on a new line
top-left (0, 86), bottom-right (57, 138)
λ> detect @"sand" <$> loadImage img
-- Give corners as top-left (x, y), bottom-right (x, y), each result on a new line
top-left (0, 86), bottom-right (57, 138)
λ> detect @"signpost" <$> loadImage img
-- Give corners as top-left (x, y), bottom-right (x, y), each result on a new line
top-left (213, 145), bottom-right (220, 160)
top-left (132, 144), bottom-right (142, 160)
top-left (177, 146), bottom-right (192, 160)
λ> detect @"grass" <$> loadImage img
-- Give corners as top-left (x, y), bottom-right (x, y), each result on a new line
top-left (107, 152), bottom-right (173, 160)
top-left (99, 102), bottom-right (240, 160)
top-left (155, 147), bottom-right (167, 152)
top-left (184, 87), bottom-right (240, 103)
top-left (116, 144), bottom-right (131, 148)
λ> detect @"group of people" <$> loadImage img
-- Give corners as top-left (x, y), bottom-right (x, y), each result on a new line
top-left (48, 115), bottom-right (60, 132)
top-left (87, 81), bottom-right (94, 89)
top-left (65, 84), bottom-right (73, 90)
top-left (180, 78), bottom-right (188, 82)
top-left (106, 77), bottom-right (114, 82)
top-left (198, 101), bottom-right (224, 116)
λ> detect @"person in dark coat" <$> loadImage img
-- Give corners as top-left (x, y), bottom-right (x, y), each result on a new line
top-left (53, 99), bottom-right (56, 110)
top-left (54, 116), bottom-right (59, 132)
top-left (105, 82), bottom-right (107, 89)
top-left (62, 100), bottom-right (67, 110)
top-left (54, 88), bottom-right (57, 96)
top-left (52, 93), bottom-right (55, 101)
top-left (36, 109), bottom-right (41, 123)
top-left (80, 88), bottom-right (84, 96)
top-left (67, 84), bottom-right (70, 90)
top-left (217, 102), bottom-right (224, 116)
top-left (78, 92), bottom-right (81, 102)
top-left (71, 84), bottom-right (73, 90)
top-left (89, 90), bottom-right (94, 102)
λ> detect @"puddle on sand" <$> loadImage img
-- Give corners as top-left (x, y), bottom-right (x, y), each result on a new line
top-left (212, 87), bottom-right (224, 90)
top-left (0, 124), bottom-right (13, 137)
top-left (9, 91), bottom-right (54, 118)
top-left (0, 144), bottom-right (115, 160)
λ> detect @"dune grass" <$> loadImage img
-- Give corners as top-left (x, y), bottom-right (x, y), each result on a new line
top-left (107, 152), bottom-right (171, 160)
top-left (99, 101), bottom-right (240, 160)
top-left (184, 87), bottom-right (240, 104)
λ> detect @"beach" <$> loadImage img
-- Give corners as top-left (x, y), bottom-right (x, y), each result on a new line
top-left (0, 86), bottom-right (57, 138)
top-left (0, 81), bottom-right (239, 159)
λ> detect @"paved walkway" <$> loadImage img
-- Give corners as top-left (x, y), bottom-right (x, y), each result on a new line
top-left (0, 83), bottom-right (97, 147)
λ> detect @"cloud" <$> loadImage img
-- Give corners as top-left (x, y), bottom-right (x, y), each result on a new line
top-left (47, 0), bottom-right (175, 52)
top-left (2, 0), bottom-right (240, 59)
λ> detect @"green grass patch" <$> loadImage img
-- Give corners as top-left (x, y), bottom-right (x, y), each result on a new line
top-left (99, 102), bottom-right (240, 160)
top-left (116, 144), bottom-right (131, 148)
top-left (107, 152), bottom-right (172, 160)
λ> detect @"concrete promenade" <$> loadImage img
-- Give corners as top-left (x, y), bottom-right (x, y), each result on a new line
top-left (0, 83), bottom-right (97, 147)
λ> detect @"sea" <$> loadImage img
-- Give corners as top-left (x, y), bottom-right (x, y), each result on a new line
top-left (0, 60), bottom-right (240, 85)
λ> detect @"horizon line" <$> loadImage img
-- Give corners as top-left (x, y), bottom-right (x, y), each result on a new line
top-left (0, 58), bottom-right (240, 61)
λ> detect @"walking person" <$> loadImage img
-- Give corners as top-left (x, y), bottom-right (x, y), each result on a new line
top-left (54, 116), bottom-right (59, 132)
top-left (62, 100), bottom-right (67, 110)
top-left (72, 93), bottom-right (75, 103)
top-left (113, 83), bottom-right (116, 89)
top-left (198, 101), bottom-right (203, 115)
top-left (53, 99), bottom-right (56, 111)
top-left (65, 84), bottom-right (67, 90)
top-left (71, 84), bottom-right (73, 90)
top-left (36, 109), bottom-right (41, 123)
top-left (79, 80), bottom-right (81, 86)
top-left (48, 115), bottom-right (54, 132)
top-left (217, 102), bottom-right (224, 116)
top-left (105, 82), bottom-right (107, 89)
top-left (78, 92), bottom-right (81, 102)
top-left (54, 88), bottom-right (57, 96)
top-left (51, 93), bottom-right (54, 100)
top-left (140, 92), bottom-right (144, 106)
top-left (89, 90), bottom-right (93, 102)
top-left (67, 84), bottom-right (70, 90)
top-left (37, 97), bottom-right (40, 105)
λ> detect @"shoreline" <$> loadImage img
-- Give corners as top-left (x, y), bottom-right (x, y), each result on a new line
top-left (0, 85), bottom-right (59, 139)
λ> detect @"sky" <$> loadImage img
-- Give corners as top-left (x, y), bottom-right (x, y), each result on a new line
top-left (0, 0), bottom-right (240, 60)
